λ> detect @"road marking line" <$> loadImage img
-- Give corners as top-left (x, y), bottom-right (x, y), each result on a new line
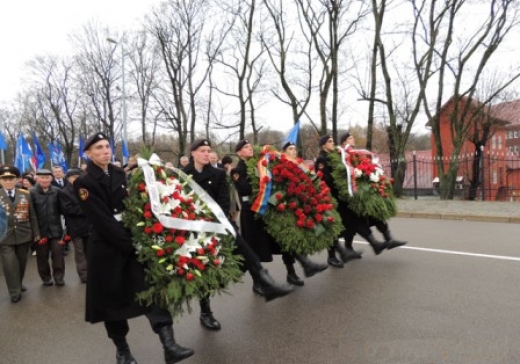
top-left (353, 241), bottom-right (520, 262)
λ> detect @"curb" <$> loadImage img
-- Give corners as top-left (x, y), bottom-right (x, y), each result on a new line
top-left (396, 211), bottom-right (520, 224)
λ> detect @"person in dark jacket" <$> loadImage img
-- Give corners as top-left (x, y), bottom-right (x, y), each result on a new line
top-left (74, 133), bottom-right (193, 364)
top-left (59, 168), bottom-right (89, 283)
top-left (183, 139), bottom-right (294, 331)
top-left (231, 140), bottom-right (327, 287)
top-left (51, 166), bottom-right (68, 189)
top-left (315, 135), bottom-right (388, 267)
top-left (31, 168), bottom-right (65, 285)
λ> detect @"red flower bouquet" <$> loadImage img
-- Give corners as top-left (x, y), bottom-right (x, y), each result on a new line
top-left (329, 148), bottom-right (396, 221)
top-left (247, 146), bottom-right (342, 255)
top-left (123, 154), bottom-right (243, 317)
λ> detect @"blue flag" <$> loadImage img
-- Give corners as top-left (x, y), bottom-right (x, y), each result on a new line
top-left (14, 134), bottom-right (34, 172)
top-left (122, 140), bottom-right (129, 165)
top-left (0, 132), bottom-right (7, 150)
top-left (49, 141), bottom-right (69, 172)
top-left (284, 121), bottom-right (301, 146)
top-left (32, 133), bottom-right (46, 169)
top-left (78, 136), bottom-right (88, 161)
top-left (55, 140), bottom-right (69, 172)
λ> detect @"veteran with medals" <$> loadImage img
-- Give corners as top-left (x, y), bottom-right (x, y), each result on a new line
top-left (0, 165), bottom-right (39, 303)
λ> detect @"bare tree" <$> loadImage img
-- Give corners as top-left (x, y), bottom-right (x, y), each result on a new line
top-left (72, 22), bottom-right (123, 144)
top-left (213, 0), bottom-right (267, 143)
top-left (295, 0), bottom-right (369, 138)
top-left (416, 0), bottom-right (520, 199)
top-left (127, 30), bottom-right (162, 148)
top-left (147, 0), bottom-right (224, 154)
top-left (261, 0), bottom-right (317, 134)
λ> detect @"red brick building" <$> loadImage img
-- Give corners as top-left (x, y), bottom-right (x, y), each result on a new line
top-left (431, 96), bottom-right (520, 200)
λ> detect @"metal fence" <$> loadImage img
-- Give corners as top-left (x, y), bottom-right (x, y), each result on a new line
top-left (378, 151), bottom-right (520, 201)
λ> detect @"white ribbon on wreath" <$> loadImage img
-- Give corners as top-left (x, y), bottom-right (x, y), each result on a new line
top-left (137, 154), bottom-right (236, 238)
top-left (338, 147), bottom-right (354, 197)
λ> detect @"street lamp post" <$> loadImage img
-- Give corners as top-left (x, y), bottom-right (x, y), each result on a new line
top-left (107, 37), bottom-right (128, 165)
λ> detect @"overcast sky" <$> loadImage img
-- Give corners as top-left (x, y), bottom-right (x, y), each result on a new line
top-left (0, 0), bottom-right (161, 103)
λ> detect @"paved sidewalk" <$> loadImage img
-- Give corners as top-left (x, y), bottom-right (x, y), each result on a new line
top-left (396, 197), bottom-right (520, 223)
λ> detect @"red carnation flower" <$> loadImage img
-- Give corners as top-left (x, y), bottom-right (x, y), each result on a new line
top-left (261, 159), bottom-right (268, 166)
top-left (186, 273), bottom-right (195, 281)
top-left (275, 192), bottom-right (283, 200)
top-left (152, 222), bottom-right (164, 234)
top-left (327, 216), bottom-right (334, 223)
top-left (315, 214), bottom-right (323, 222)
top-left (296, 220), bottom-right (305, 228)
top-left (165, 235), bottom-right (173, 243)
top-left (144, 203), bottom-right (151, 211)
top-left (144, 226), bottom-right (152, 234)
top-left (289, 201), bottom-right (297, 209)
top-left (197, 248), bottom-right (205, 255)
top-left (269, 154), bottom-right (276, 161)
top-left (166, 247), bottom-right (173, 254)
top-left (262, 176), bottom-right (270, 183)
top-left (177, 268), bottom-right (185, 276)
top-left (143, 211), bottom-right (153, 219)
top-left (213, 259), bottom-right (220, 266)
top-left (138, 182), bottom-right (146, 191)
top-left (175, 236), bottom-right (185, 245)
top-left (277, 204), bottom-right (285, 212)
top-left (156, 249), bottom-right (165, 257)
top-left (306, 219), bottom-right (314, 228)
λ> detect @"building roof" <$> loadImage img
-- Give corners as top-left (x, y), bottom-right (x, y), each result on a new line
top-left (489, 100), bottom-right (520, 126)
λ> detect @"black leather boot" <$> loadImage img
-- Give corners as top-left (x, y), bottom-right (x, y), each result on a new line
top-left (199, 298), bottom-right (221, 330)
top-left (294, 254), bottom-right (328, 277)
top-left (157, 326), bottom-right (194, 364)
top-left (252, 276), bottom-right (265, 296)
top-left (258, 269), bottom-right (294, 301)
top-left (287, 271), bottom-right (305, 286)
top-left (112, 337), bottom-right (138, 364)
top-left (365, 234), bottom-right (388, 255)
top-left (340, 238), bottom-right (363, 262)
top-left (327, 244), bottom-right (344, 268)
top-left (382, 230), bottom-right (407, 250)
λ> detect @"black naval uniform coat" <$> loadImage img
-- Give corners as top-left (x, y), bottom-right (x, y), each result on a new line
top-left (315, 150), bottom-right (371, 237)
top-left (182, 162), bottom-right (230, 216)
top-left (74, 161), bottom-right (147, 323)
top-left (231, 159), bottom-right (281, 262)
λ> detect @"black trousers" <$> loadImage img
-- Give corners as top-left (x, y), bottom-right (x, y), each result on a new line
top-left (104, 305), bottom-right (173, 339)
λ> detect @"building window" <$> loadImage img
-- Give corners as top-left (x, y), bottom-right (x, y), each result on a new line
top-left (510, 146), bottom-right (514, 153)
top-left (492, 171), bottom-right (498, 184)
top-left (491, 136), bottom-right (496, 149)
top-left (498, 136), bottom-right (502, 149)
top-left (509, 131), bottom-right (514, 139)
top-left (515, 131), bottom-right (519, 138)
top-left (515, 146), bottom-right (519, 155)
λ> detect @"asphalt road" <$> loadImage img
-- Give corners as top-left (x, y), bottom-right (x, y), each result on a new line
top-left (2, 217), bottom-right (520, 364)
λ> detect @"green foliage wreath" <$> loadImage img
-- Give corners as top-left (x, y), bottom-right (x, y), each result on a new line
top-left (123, 155), bottom-right (243, 318)
top-left (328, 150), bottom-right (397, 221)
top-left (246, 146), bottom-right (342, 255)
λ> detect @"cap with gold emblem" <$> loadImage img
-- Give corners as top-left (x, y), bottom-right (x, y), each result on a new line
top-left (190, 139), bottom-right (211, 152)
top-left (84, 132), bottom-right (110, 152)
top-left (0, 165), bottom-right (20, 179)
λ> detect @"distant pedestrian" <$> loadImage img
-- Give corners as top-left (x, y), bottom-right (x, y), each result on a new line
top-left (31, 169), bottom-right (65, 286)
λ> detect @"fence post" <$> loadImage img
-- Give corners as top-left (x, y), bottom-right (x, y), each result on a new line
top-left (413, 151), bottom-right (418, 200)
top-left (480, 146), bottom-right (485, 201)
